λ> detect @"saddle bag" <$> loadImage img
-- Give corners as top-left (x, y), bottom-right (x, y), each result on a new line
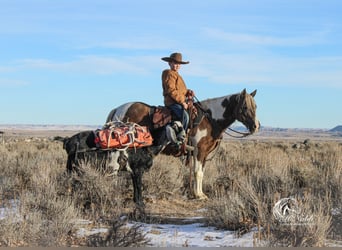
top-left (95, 122), bottom-right (153, 149)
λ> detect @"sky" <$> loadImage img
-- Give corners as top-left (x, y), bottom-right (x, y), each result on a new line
top-left (0, 0), bottom-right (341, 129)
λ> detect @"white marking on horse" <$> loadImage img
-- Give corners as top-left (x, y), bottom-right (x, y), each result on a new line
top-left (108, 151), bottom-right (122, 175)
top-left (191, 127), bottom-right (208, 199)
top-left (194, 157), bottom-right (204, 198)
top-left (108, 150), bottom-right (132, 175)
top-left (192, 127), bottom-right (208, 145)
top-left (109, 102), bottom-right (135, 121)
top-left (202, 95), bottom-right (232, 120)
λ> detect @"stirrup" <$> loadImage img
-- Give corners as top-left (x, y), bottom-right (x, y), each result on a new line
top-left (179, 143), bottom-right (194, 153)
top-left (185, 144), bottom-right (194, 151)
top-left (165, 124), bottom-right (178, 144)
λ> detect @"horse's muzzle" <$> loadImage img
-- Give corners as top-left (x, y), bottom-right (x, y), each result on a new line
top-left (249, 120), bottom-right (260, 134)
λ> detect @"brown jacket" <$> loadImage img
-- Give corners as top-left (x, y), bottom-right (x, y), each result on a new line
top-left (162, 69), bottom-right (188, 106)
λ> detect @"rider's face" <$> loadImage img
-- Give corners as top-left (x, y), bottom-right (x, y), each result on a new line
top-left (169, 61), bottom-right (181, 71)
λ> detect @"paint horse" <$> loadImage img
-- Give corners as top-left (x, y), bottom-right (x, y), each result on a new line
top-left (106, 89), bottom-right (260, 199)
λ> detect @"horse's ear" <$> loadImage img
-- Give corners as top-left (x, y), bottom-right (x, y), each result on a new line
top-left (250, 89), bottom-right (257, 97)
top-left (241, 88), bottom-right (247, 96)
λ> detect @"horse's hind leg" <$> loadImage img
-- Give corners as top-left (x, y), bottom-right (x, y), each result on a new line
top-left (131, 167), bottom-right (144, 207)
top-left (129, 168), bottom-right (147, 221)
top-left (66, 154), bottom-right (75, 173)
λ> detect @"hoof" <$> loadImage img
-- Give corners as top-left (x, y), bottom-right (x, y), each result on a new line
top-left (195, 193), bottom-right (208, 200)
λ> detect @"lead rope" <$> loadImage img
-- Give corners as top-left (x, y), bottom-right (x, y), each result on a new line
top-left (185, 94), bottom-right (207, 196)
top-left (185, 94), bottom-right (194, 195)
top-left (185, 92), bottom-right (195, 196)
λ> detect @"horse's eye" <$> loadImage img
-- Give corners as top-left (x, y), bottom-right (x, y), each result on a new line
top-left (240, 105), bottom-right (247, 114)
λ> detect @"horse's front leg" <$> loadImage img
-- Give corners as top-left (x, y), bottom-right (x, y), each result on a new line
top-left (108, 151), bottom-right (128, 176)
top-left (192, 150), bottom-right (208, 200)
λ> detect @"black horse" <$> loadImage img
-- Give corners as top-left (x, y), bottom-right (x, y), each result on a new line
top-left (56, 130), bottom-right (160, 206)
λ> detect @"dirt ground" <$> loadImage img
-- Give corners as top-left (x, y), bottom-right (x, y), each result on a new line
top-left (144, 197), bottom-right (208, 221)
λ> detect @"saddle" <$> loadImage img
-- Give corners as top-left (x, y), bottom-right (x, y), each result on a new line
top-left (150, 105), bottom-right (199, 156)
top-left (151, 105), bottom-right (198, 129)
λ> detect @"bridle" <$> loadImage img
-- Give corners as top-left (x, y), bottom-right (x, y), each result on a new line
top-left (191, 95), bottom-right (253, 138)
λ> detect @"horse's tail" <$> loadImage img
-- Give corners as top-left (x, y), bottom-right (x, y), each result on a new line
top-left (53, 136), bottom-right (69, 149)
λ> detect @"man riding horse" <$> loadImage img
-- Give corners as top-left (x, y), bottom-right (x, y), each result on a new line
top-left (161, 52), bottom-right (197, 152)
top-left (105, 53), bottom-right (260, 199)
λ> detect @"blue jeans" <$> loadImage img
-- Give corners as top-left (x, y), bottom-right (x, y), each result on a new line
top-left (168, 103), bottom-right (189, 131)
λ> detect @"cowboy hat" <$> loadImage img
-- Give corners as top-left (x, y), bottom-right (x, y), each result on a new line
top-left (161, 52), bottom-right (189, 64)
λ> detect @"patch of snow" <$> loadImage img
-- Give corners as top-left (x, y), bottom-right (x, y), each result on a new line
top-left (0, 200), bottom-right (20, 221)
top-left (2, 202), bottom-right (341, 247)
top-left (77, 227), bottom-right (108, 238)
top-left (331, 208), bottom-right (341, 216)
top-left (127, 221), bottom-right (258, 247)
top-left (73, 217), bottom-right (259, 247)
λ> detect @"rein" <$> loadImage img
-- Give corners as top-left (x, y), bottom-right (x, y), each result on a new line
top-left (193, 95), bottom-right (206, 114)
top-left (225, 127), bottom-right (251, 138)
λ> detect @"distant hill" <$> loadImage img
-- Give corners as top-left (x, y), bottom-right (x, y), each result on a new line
top-left (330, 125), bottom-right (342, 132)
top-left (0, 124), bottom-right (100, 131)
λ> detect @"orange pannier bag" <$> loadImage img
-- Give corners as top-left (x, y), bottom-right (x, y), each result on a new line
top-left (95, 122), bottom-right (153, 149)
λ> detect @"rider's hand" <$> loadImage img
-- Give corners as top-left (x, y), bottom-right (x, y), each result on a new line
top-left (187, 89), bottom-right (195, 97)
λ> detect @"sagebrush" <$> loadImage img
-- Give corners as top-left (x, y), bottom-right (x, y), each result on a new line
top-left (0, 136), bottom-right (341, 246)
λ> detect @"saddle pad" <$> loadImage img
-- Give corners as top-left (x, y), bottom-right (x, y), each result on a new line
top-left (95, 123), bottom-right (153, 149)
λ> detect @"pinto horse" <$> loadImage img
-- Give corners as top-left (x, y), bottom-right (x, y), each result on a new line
top-left (106, 89), bottom-right (259, 199)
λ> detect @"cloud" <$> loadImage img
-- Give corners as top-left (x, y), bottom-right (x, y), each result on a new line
top-left (83, 37), bottom-right (175, 50)
top-left (0, 66), bottom-right (15, 73)
top-left (0, 78), bottom-right (29, 87)
top-left (5, 52), bottom-right (342, 90)
top-left (202, 28), bottom-right (327, 46)
top-left (17, 55), bottom-right (152, 75)
top-left (186, 52), bottom-right (342, 88)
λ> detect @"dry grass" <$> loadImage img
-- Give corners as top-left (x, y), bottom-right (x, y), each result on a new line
top-left (0, 134), bottom-right (341, 246)
top-left (203, 140), bottom-right (341, 246)
top-left (0, 139), bottom-right (143, 246)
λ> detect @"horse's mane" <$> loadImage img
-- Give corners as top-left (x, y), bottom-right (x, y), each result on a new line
top-left (198, 94), bottom-right (234, 109)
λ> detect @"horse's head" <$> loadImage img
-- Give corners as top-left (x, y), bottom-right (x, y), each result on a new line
top-left (234, 89), bottom-right (260, 134)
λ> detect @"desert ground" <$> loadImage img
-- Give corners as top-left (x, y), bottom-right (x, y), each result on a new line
top-left (0, 125), bottom-right (341, 247)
